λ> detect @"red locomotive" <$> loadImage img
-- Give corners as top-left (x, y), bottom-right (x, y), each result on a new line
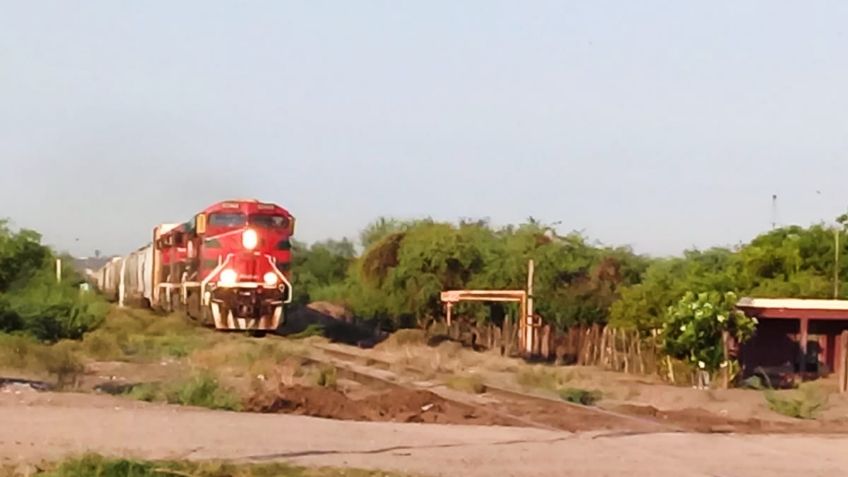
top-left (94, 199), bottom-right (295, 332)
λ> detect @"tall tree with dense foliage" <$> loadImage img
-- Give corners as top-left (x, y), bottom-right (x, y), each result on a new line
top-left (325, 219), bottom-right (648, 329)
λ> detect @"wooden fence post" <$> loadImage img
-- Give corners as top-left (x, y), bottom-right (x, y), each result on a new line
top-left (666, 355), bottom-right (676, 384)
top-left (839, 330), bottom-right (848, 393)
top-left (636, 331), bottom-right (645, 374)
top-left (592, 325), bottom-right (601, 365)
top-left (599, 327), bottom-right (609, 368)
top-left (722, 330), bottom-right (730, 389)
top-left (610, 328), bottom-right (618, 371)
top-left (541, 325), bottom-right (551, 360)
top-left (579, 326), bottom-right (591, 365)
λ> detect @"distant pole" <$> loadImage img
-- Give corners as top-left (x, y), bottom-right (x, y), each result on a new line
top-left (835, 228), bottom-right (841, 299)
top-left (771, 194), bottom-right (778, 230)
top-left (56, 258), bottom-right (62, 283)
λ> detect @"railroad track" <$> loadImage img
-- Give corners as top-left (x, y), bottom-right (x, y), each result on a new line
top-left (284, 339), bottom-right (683, 435)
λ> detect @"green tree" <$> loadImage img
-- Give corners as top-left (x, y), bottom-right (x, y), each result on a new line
top-left (291, 238), bottom-right (356, 304)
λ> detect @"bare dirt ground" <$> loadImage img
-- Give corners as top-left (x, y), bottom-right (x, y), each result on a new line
top-left (316, 338), bottom-right (848, 429)
top-left (2, 389), bottom-right (848, 477)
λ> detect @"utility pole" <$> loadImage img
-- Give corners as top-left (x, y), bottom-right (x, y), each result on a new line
top-left (771, 194), bottom-right (778, 230)
top-left (836, 213), bottom-right (848, 299)
top-left (835, 228), bottom-right (840, 299)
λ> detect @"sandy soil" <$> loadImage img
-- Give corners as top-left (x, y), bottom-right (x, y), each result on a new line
top-left (245, 385), bottom-right (518, 426)
top-left (2, 389), bottom-right (848, 477)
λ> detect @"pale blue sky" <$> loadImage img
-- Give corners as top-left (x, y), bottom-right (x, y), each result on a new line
top-left (1, 1), bottom-right (847, 257)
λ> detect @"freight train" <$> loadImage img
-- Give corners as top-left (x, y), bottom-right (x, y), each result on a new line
top-left (93, 199), bottom-right (295, 333)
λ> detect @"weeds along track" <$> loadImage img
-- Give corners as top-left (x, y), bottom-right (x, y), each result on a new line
top-left (282, 339), bottom-right (679, 434)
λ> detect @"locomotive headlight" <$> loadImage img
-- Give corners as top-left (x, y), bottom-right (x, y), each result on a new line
top-left (263, 272), bottom-right (279, 286)
top-left (219, 268), bottom-right (238, 286)
top-left (242, 229), bottom-right (258, 250)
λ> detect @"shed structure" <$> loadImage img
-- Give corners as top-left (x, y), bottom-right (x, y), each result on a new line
top-left (736, 298), bottom-right (848, 384)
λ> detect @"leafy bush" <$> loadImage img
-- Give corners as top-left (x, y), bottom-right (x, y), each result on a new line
top-left (0, 221), bottom-right (107, 341)
top-left (5, 272), bottom-right (107, 341)
top-left (662, 291), bottom-right (756, 374)
top-left (558, 387), bottom-right (602, 405)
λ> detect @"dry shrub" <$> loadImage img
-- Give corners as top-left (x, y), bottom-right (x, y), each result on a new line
top-left (81, 329), bottom-right (123, 361)
top-left (0, 335), bottom-right (83, 388)
top-left (446, 374), bottom-right (486, 394)
top-left (382, 329), bottom-right (427, 348)
top-left (360, 232), bottom-right (405, 285)
top-left (265, 356), bottom-right (305, 387)
top-left (45, 340), bottom-right (85, 389)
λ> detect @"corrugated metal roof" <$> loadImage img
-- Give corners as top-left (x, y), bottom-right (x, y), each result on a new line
top-left (736, 297), bottom-right (848, 311)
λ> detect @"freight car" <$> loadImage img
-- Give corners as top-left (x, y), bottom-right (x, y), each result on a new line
top-left (94, 199), bottom-right (295, 332)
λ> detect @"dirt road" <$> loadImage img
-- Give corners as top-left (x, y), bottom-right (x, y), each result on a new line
top-left (1, 390), bottom-right (847, 477)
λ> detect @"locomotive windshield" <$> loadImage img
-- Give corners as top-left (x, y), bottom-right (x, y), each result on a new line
top-left (209, 212), bottom-right (247, 227)
top-left (249, 214), bottom-right (290, 228)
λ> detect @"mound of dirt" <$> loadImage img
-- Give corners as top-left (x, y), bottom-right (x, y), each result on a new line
top-left (246, 385), bottom-right (515, 426)
top-left (306, 301), bottom-right (352, 321)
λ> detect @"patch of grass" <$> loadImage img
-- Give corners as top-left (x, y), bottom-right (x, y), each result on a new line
top-left (558, 387), bottom-right (602, 406)
top-left (90, 309), bottom-right (209, 362)
top-left (123, 374), bottom-right (241, 411)
top-left (516, 366), bottom-right (569, 391)
top-left (445, 374), bottom-right (487, 394)
top-left (315, 365), bottom-right (338, 388)
top-left (123, 333), bottom-right (202, 360)
top-left (36, 453), bottom-right (407, 477)
top-left (765, 384), bottom-right (829, 420)
top-left (165, 373), bottom-right (241, 411)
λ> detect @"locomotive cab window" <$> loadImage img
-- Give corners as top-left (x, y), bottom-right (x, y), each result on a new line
top-left (249, 214), bottom-right (290, 228)
top-left (209, 212), bottom-right (247, 227)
